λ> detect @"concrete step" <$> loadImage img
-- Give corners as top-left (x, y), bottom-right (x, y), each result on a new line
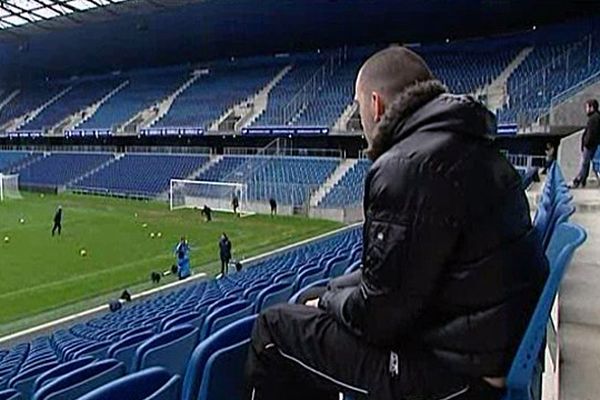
top-left (145, 73), bottom-right (200, 129)
top-left (70, 80), bottom-right (130, 133)
top-left (482, 47), bottom-right (533, 112)
top-left (559, 189), bottom-right (600, 400)
top-left (310, 159), bottom-right (358, 206)
top-left (559, 323), bottom-right (600, 400)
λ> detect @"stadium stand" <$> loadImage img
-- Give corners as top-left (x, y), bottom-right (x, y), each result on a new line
top-left (195, 155), bottom-right (339, 205)
top-left (420, 42), bottom-right (521, 94)
top-left (0, 85), bottom-right (66, 128)
top-left (76, 68), bottom-right (188, 131)
top-left (318, 159), bottom-right (371, 208)
top-left (0, 151), bottom-right (37, 173)
top-left (0, 228), bottom-right (362, 400)
top-left (0, 19), bottom-right (598, 135)
top-left (20, 78), bottom-right (124, 132)
top-left (17, 153), bottom-right (115, 187)
top-left (154, 62), bottom-right (283, 130)
top-left (71, 153), bottom-right (209, 197)
top-left (498, 24), bottom-right (600, 124)
top-left (251, 55), bottom-right (326, 126)
top-left (1, 166), bottom-right (582, 399)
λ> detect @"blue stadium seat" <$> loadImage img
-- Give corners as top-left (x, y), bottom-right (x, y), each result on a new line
top-left (181, 315), bottom-right (257, 400)
top-left (76, 367), bottom-right (180, 400)
top-left (106, 331), bottom-right (154, 373)
top-left (344, 260), bottom-right (361, 275)
top-left (289, 278), bottom-right (330, 304)
top-left (33, 357), bottom-right (95, 394)
top-left (161, 312), bottom-right (204, 332)
top-left (254, 282), bottom-right (294, 313)
top-left (200, 301), bottom-right (254, 340)
top-left (0, 389), bottom-right (22, 400)
top-left (197, 339), bottom-right (251, 400)
top-left (134, 325), bottom-right (200, 377)
top-left (68, 341), bottom-right (110, 360)
top-left (8, 361), bottom-right (59, 399)
top-left (32, 359), bottom-right (126, 400)
top-left (503, 223), bottom-right (586, 400)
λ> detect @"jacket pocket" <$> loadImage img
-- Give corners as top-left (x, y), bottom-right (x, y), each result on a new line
top-left (364, 219), bottom-right (409, 286)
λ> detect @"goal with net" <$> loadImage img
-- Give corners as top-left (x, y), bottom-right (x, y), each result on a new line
top-left (0, 173), bottom-right (22, 201)
top-left (169, 179), bottom-right (250, 215)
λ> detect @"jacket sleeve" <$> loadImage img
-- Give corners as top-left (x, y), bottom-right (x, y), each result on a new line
top-left (583, 115), bottom-right (600, 149)
top-left (319, 156), bottom-right (463, 347)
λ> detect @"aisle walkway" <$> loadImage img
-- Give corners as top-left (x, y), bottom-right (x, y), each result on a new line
top-left (559, 188), bottom-right (600, 400)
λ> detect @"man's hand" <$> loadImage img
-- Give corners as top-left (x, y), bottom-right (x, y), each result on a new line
top-left (304, 298), bottom-right (319, 308)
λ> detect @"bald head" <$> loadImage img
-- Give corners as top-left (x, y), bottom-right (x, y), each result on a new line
top-left (356, 46), bottom-right (434, 103)
top-left (355, 46), bottom-right (434, 155)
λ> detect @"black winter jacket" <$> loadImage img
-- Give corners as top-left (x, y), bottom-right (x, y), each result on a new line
top-left (582, 110), bottom-right (600, 150)
top-left (320, 81), bottom-right (549, 378)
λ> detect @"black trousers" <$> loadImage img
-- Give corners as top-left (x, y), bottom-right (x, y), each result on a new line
top-left (221, 257), bottom-right (230, 275)
top-left (52, 222), bottom-right (61, 236)
top-left (245, 304), bottom-right (504, 400)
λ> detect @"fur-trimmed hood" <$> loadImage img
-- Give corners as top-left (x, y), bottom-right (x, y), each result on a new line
top-left (366, 80), bottom-right (496, 160)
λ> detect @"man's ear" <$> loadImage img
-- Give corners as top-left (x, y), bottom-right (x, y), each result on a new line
top-left (371, 91), bottom-right (385, 122)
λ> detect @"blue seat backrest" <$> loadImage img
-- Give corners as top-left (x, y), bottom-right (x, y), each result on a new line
top-left (135, 324), bottom-right (200, 377)
top-left (71, 341), bottom-right (110, 360)
top-left (201, 301), bottom-right (254, 340)
top-left (107, 330), bottom-right (154, 373)
top-left (255, 283), bottom-right (294, 313)
top-left (293, 266), bottom-right (323, 292)
top-left (326, 254), bottom-right (352, 278)
top-left (0, 389), bottom-right (23, 400)
top-left (9, 361), bottom-right (59, 399)
top-left (344, 260), bottom-right (361, 275)
top-left (162, 312), bottom-right (204, 332)
top-left (76, 367), bottom-right (180, 400)
top-left (181, 315), bottom-right (257, 400)
top-left (33, 357), bottom-right (95, 393)
top-left (289, 278), bottom-right (330, 304)
top-left (503, 223), bottom-right (586, 400)
top-left (203, 296), bottom-right (238, 315)
top-left (32, 359), bottom-right (125, 400)
top-left (242, 283), bottom-right (271, 303)
top-left (198, 339), bottom-right (251, 400)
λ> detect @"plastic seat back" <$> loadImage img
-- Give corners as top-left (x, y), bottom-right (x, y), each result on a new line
top-left (162, 312), bottom-right (204, 332)
top-left (198, 339), bottom-right (251, 400)
top-left (200, 301), bottom-right (254, 340)
top-left (33, 357), bottom-right (95, 393)
top-left (181, 315), bottom-right (256, 400)
top-left (503, 223), bottom-right (586, 400)
top-left (32, 359), bottom-right (125, 400)
top-left (0, 389), bottom-right (23, 400)
top-left (289, 279), bottom-right (329, 304)
top-left (135, 325), bottom-right (199, 377)
top-left (9, 361), bottom-right (59, 399)
top-left (76, 367), bottom-right (180, 400)
top-left (107, 331), bottom-right (154, 373)
top-left (255, 283), bottom-right (294, 313)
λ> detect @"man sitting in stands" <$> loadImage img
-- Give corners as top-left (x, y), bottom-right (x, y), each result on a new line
top-left (244, 47), bottom-right (549, 400)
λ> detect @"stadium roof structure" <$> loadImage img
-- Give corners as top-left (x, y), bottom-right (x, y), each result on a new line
top-left (0, 0), bottom-right (598, 84)
top-left (0, 0), bottom-right (198, 35)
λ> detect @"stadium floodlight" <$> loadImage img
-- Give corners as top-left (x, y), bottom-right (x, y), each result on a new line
top-left (169, 179), bottom-right (251, 215)
top-left (0, 173), bottom-right (22, 201)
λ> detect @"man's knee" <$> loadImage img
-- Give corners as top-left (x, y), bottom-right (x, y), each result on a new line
top-left (254, 304), bottom-right (314, 344)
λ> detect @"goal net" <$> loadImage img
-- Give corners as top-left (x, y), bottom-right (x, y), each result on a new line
top-left (0, 173), bottom-right (22, 201)
top-left (169, 179), bottom-right (249, 214)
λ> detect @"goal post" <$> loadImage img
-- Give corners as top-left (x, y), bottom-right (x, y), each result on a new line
top-left (169, 179), bottom-right (250, 214)
top-left (0, 173), bottom-right (22, 201)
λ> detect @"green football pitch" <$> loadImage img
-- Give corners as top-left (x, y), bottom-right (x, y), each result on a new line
top-left (0, 192), bottom-right (342, 335)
